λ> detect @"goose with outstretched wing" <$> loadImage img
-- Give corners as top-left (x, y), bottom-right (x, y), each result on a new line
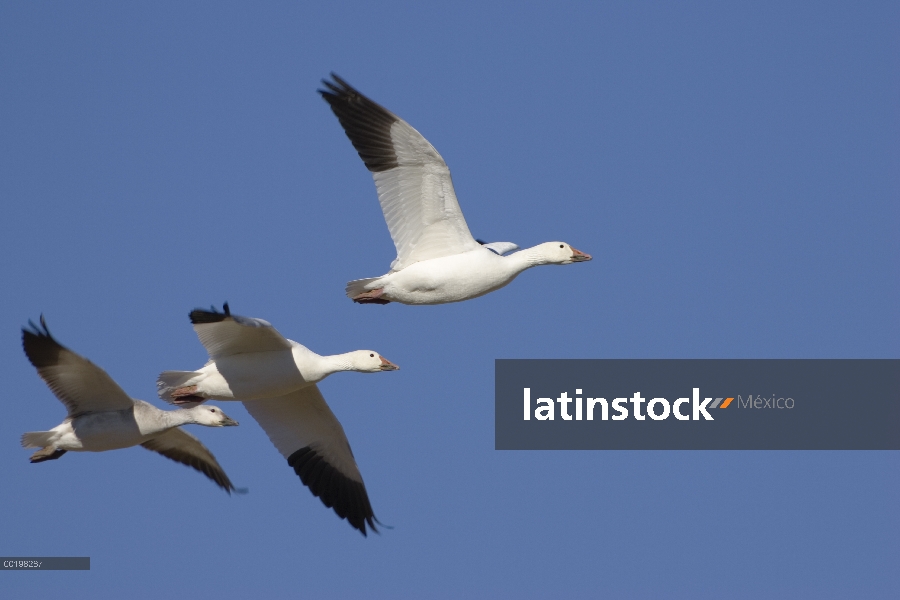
top-left (158, 303), bottom-right (394, 536)
top-left (320, 74), bottom-right (591, 305)
top-left (21, 317), bottom-right (239, 494)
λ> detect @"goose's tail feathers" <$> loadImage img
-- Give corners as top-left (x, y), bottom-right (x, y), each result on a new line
top-left (345, 277), bottom-right (381, 299)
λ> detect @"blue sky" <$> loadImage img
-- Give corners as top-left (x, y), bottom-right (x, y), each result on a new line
top-left (1, 1), bottom-right (898, 598)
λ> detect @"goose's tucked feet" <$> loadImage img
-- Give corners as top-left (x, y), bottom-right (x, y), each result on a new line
top-left (171, 386), bottom-right (207, 405)
top-left (352, 288), bottom-right (390, 304)
top-left (171, 397), bottom-right (207, 406)
top-left (30, 448), bottom-right (67, 463)
top-left (171, 396), bottom-right (206, 405)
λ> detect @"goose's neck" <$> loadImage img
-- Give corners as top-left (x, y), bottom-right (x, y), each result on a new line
top-left (135, 401), bottom-right (193, 434)
top-left (505, 246), bottom-right (551, 273)
top-left (310, 352), bottom-right (357, 380)
top-left (162, 409), bottom-right (196, 429)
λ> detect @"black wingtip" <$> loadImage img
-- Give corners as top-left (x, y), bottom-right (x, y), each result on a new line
top-left (318, 73), bottom-right (400, 173)
top-left (189, 303), bottom-right (231, 325)
top-left (23, 314), bottom-right (52, 338)
top-left (318, 72), bottom-right (351, 99)
top-left (329, 71), bottom-right (349, 88)
top-left (210, 468), bottom-right (237, 495)
top-left (141, 439), bottom-right (238, 494)
top-left (287, 446), bottom-right (379, 537)
top-left (22, 315), bottom-right (64, 369)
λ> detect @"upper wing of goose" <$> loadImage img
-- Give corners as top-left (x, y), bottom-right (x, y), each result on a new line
top-left (22, 317), bottom-right (134, 417)
top-left (242, 386), bottom-right (377, 536)
top-left (190, 303), bottom-right (292, 359)
top-left (320, 74), bottom-right (481, 271)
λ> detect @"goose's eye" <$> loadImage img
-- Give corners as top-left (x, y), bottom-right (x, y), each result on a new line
top-left (370, 353), bottom-right (374, 357)
top-left (559, 244), bottom-right (564, 249)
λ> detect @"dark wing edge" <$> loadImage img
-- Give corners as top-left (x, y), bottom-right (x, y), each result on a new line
top-left (21, 316), bottom-right (134, 417)
top-left (21, 315), bottom-right (65, 370)
top-left (287, 446), bottom-right (380, 537)
top-left (189, 302), bottom-right (232, 325)
top-left (318, 73), bottom-right (400, 173)
top-left (142, 429), bottom-right (236, 494)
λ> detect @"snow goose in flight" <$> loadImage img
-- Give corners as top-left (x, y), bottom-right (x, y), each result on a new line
top-left (157, 303), bottom-right (395, 535)
top-left (157, 302), bottom-right (398, 404)
top-left (319, 74), bottom-right (592, 305)
top-left (21, 317), bottom-right (239, 494)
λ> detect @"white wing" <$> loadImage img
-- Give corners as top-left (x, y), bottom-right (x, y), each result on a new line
top-left (321, 74), bottom-right (481, 271)
top-left (242, 386), bottom-right (377, 535)
top-left (189, 303), bottom-right (292, 358)
top-left (22, 318), bottom-right (134, 417)
top-left (141, 428), bottom-right (236, 493)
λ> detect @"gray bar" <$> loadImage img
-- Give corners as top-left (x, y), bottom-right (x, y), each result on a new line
top-left (496, 359), bottom-right (900, 450)
top-left (1, 557), bottom-right (90, 570)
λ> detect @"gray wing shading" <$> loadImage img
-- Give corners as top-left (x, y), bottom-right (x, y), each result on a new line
top-left (242, 387), bottom-right (378, 536)
top-left (320, 74), bottom-right (481, 271)
top-left (141, 428), bottom-right (236, 493)
top-left (22, 317), bottom-right (134, 418)
top-left (189, 302), bottom-right (292, 358)
top-left (477, 240), bottom-right (519, 256)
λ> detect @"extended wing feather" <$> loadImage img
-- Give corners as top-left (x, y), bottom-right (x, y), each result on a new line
top-left (189, 303), bottom-right (292, 358)
top-left (320, 74), bottom-right (481, 271)
top-left (141, 428), bottom-right (236, 493)
top-left (242, 387), bottom-right (378, 536)
top-left (22, 317), bottom-right (134, 417)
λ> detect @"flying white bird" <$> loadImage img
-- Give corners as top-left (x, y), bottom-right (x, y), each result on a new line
top-left (320, 74), bottom-right (592, 305)
top-left (158, 303), bottom-right (396, 536)
top-left (21, 317), bottom-right (239, 493)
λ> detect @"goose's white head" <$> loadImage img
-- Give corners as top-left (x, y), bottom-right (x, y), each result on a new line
top-left (539, 242), bottom-right (592, 265)
top-left (189, 405), bottom-right (240, 427)
top-left (347, 350), bottom-right (400, 372)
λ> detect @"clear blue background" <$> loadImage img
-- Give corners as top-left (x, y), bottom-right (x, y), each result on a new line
top-left (2, 1), bottom-right (897, 598)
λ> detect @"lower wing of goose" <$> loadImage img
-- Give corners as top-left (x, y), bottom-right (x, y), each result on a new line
top-left (242, 386), bottom-right (378, 536)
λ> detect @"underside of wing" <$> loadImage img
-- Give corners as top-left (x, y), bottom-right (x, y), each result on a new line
top-left (22, 317), bottom-right (134, 417)
top-left (320, 74), bottom-right (480, 271)
top-left (141, 428), bottom-right (236, 493)
top-left (190, 303), bottom-right (292, 358)
top-left (242, 387), bottom-right (378, 535)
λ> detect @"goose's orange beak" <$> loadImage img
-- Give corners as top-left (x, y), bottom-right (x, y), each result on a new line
top-left (379, 356), bottom-right (400, 371)
top-left (571, 247), bottom-right (592, 262)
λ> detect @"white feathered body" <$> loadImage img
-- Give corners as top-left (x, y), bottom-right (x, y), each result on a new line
top-left (160, 341), bottom-right (342, 402)
top-left (348, 245), bottom-right (560, 305)
top-left (361, 248), bottom-right (520, 305)
top-left (23, 401), bottom-right (177, 452)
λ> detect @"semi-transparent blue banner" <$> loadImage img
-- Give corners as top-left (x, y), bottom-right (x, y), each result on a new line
top-left (495, 360), bottom-right (900, 449)
top-left (1, 557), bottom-right (90, 570)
